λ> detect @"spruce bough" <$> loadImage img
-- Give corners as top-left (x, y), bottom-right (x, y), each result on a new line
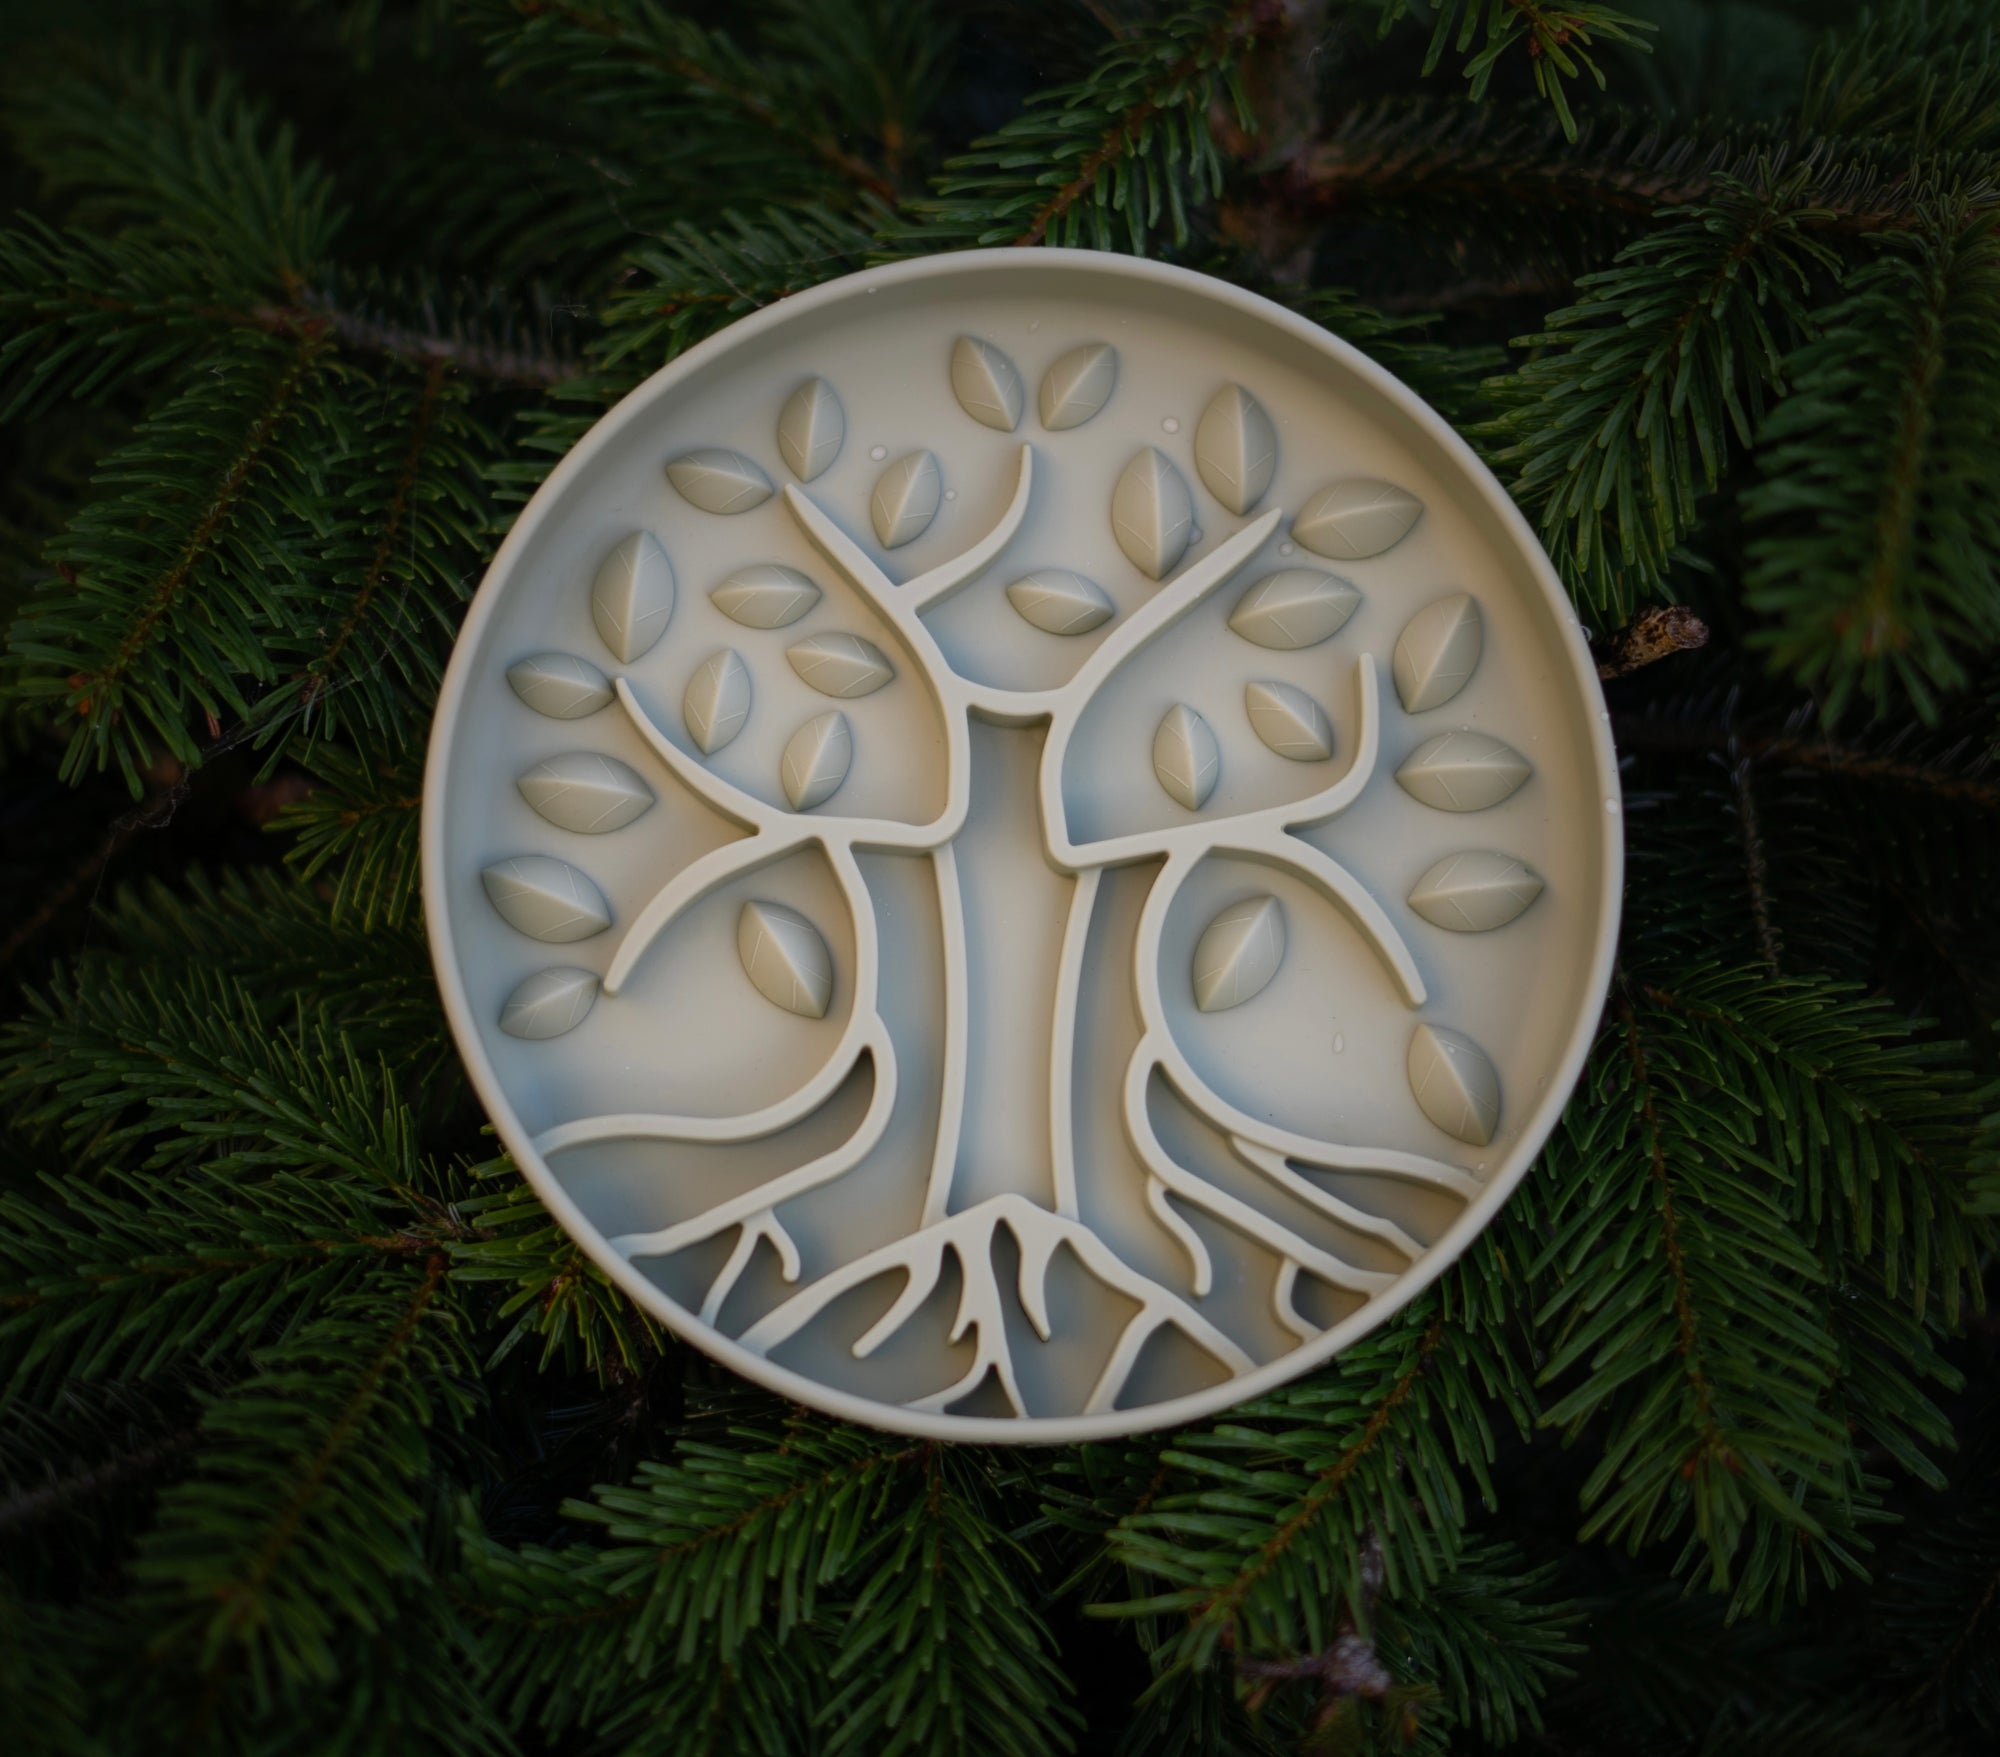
top-left (1, 2), bottom-right (1995, 1752)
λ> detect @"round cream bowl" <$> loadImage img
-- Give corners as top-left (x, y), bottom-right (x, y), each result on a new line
top-left (423, 249), bottom-right (1621, 1442)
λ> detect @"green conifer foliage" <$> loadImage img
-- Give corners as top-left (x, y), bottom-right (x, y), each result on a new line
top-left (0, 2), bottom-right (1995, 1752)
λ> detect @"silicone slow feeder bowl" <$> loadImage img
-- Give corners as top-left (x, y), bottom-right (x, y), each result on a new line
top-left (424, 250), bottom-right (1621, 1441)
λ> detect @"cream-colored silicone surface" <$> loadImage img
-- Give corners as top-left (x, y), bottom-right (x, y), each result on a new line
top-left (423, 250), bottom-right (1621, 1441)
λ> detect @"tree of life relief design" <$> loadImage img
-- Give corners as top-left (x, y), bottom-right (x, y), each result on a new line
top-left (431, 262), bottom-right (1618, 1439)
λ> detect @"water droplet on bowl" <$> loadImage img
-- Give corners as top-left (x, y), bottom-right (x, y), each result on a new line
top-left (1332, 1033), bottom-right (1345, 1054)
top-left (869, 444), bottom-right (887, 461)
top-left (1162, 416), bottom-right (1181, 434)
top-left (1279, 542), bottom-right (1295, 556)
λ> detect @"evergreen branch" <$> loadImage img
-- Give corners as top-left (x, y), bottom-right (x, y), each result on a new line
top-left (1892, 1492), bottom-right (2000, 1729)
top-left (0, 1585), bottom-right (96, 1757)
top-left (0, 962), bottom-right (446, 1193)
top-left (888, 0), bottom-right (1274, 254)
top-left (578, 1629), bottom-right (830, 1757)
top-left (1689, 1697), bottom-right (1950, 1757)
top-left (1481, 167), bottom-right (1840, 620)
top-left (1371, 1), bottom-right (1654, 141)
top-left (260, 358), bottom-right (491, 751)
top-left (277, 735), bottom-right (426, 930)
top-left (1243, 98), bottom-right (1954, 284)
top-left (450, 1158), bottom-right (662, 1375)
top-left (247, 268), bottom-right (591, 388)
top-left (99, 344), bottom-right (325, 697)
top-left (2, 48), bottom-right (342, 293)
top-left (0, 778), bottom-right (179, 977)
top-left (463, 1423), bottom-right (926, 1735)
top-left (0, 222), bottom-right (237, 422)
top-left (818, 1450), bottom-right (1079, 1755)
top-left (280, 287), bottom-right (579, 386)
top-left (0, 1376), bottom-right (207, 1589)
top-left (0, 1169), bottom-right (421, 1395)
top-left (1189, 1317), bottom-right (1446, 1641)
top-left (8, 332), bottom-right (335, 791)
top-left (1285, 100), bottom-right (1743, 226)
top-left (1370, 1536), bottom-right (1578, 1744)
top-left (1533, 973), bottom-right (1847, 1587)
top-left (1743, 203), bottom-right (2000, 722)
top-left (87, 867), bottom-right (449, 1075)
top-left (1287, 284), bottom-right (1509, 428)
top-left (1804, 0), bottom-right (2000, 155)
top-left (0, 1426), bottom-right (196, 1537)
top-left (1637, 972), bottom-right (1986, 1321)
top-left (0, 223), bottom-right (579, 411)
top-left (1727, 757), bottom-right (1782, 972)
top-left (596, 205), bottom-right (882, 374)
top-left (1610, 712), bottom-right (2000, 812)
top-left (1099, 1262), bottom-right (1532, 1672)
top-left (10, 343), bottom-right (488, 781)
top-left (1528, 958), bottom-right (1981, 1606)
top-left (132, 1258), bottom-right (473, 1699)
top-left (474, 0), bottom-right (901, 200)
top-left (1613, 738), bottom-right (2000, 1068)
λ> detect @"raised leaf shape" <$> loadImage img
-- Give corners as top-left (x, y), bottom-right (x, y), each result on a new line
top-left (500, 968), bottom-right (600, 1041)
top-left (665, 448), bottom-right (773, 515)
top-left (871, 450), bottom-right (942, 549)
top-left (1227, 568), bottom-right (1360, 650)
top-left (1192, 895), bottom-right (1287, 1013)
top-left (1393, 593), bottom-right (1483, 713)
top-left (1152, 704), bottom-right (1219, 811)
top-left (517, 752), bottom-right (655, 834)
top-left (737, 900), bottom-right (834, 1019)
top-left (1407, 1024), bottom-right (1500, 1146)
top-left (711, 564), bottom-right (821, 630)
top-left (1407, 851), bottom-right (1544, 933)
top-left (1396, 733), bottom-right (1532, 813)
top-left (1194, 384), bottom-right (1278, 515)
top-left (507, 652), bottom-right (613, 720)
top-left (950, 335), bottom-right (1024, 432)
top-left (1293, 478), bottom-right (1423, 560)
top-left (787, 632), bottom-right (896, 699)
top-left (776, 377), bottom-right (844, 481)
top-left (1006, 570), bottom-right (1114, 636)
top-left (1112, 448), bottom-right (1194, 581)
top-left (481, 856), bottom-right (612, 944)
top-left (1244, 680), bottom-right (1333, 762)
top-left (780, 709), bottom-right (853, 811)
top-left (1039, 341), bottom-right (1117, 430)
top-left (683, 648), bottom-right (752, 754)
top-left (590, 532), bottom-right (675, 663)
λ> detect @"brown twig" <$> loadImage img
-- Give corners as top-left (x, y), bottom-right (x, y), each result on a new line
top-left (1013, 0), bottom-right (1288, 247)
top-left (1237, 1533), bottom-right (1394, 1730)
top-left (70, 334), bottom-right (330, 729)
top-left (1729, 758), bottom-right (1783, 973)
top-left (517, 0), bottom-right (897, 202)
top-left (1610, 717), bottom-right (2000, 812)
top-left (299, 355), bottom-right (449, 712)
top-left (1616, 977), bottom-right (1731, 1475)
top-left (1593, 605), bottom-right (1710, 679)
top-left (0, 1430), bottom-right (200, 1534)
top-left (268, 298), bottom-right (581, 389)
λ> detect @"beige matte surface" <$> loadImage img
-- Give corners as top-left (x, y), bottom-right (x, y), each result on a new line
top-left (423, 250), bottom-right (1622, 1440)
